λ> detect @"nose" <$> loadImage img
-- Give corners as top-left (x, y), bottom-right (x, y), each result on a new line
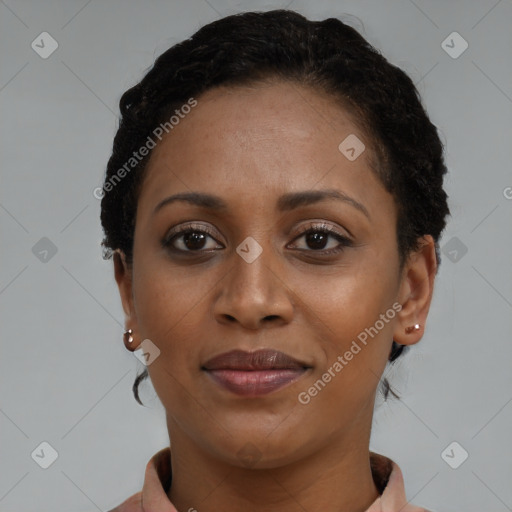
top-left (213, 244), bottom-right (294, 330)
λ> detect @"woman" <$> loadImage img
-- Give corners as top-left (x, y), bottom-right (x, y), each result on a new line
top-left (100, 9), bottom-right (449, 512)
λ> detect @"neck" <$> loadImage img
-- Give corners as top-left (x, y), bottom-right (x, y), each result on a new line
top-left (166, 419), bottom-right (380, 512)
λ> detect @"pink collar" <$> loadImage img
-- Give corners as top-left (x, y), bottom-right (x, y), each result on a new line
top-left (109, 447), bottom-right (431, 512)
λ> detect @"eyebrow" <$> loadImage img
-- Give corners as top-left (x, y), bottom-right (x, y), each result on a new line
top-left (153, 189), bottom-right (370, 219)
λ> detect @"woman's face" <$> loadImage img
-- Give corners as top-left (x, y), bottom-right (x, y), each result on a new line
top-left (115, 81), bottom-right (434, 467)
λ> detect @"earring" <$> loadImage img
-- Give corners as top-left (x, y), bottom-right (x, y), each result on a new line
top-left (124, 328), bottom-right (134, 344)
top-left (405, 323), bottom-right (421, 334)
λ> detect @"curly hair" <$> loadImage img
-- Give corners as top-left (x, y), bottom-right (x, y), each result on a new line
top-left (100, 9), bottom-right (450, 406)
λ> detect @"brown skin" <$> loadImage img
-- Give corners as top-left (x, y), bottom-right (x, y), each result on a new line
top-left (114, 81), bottom-right (437, 512)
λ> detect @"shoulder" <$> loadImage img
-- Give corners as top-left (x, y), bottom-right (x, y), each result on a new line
top-left (369, 451), bottom-right (434, 512)
top-left (106, 490), bottom-right (142, 512)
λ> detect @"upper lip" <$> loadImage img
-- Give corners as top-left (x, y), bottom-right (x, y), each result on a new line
top-left (202, 349), bottom-right (310, 371)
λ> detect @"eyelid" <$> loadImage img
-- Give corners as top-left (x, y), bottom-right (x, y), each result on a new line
top-left (165, 222), bottom-right (219, 239)
top-left (291, 221), bottom-right (351, 241)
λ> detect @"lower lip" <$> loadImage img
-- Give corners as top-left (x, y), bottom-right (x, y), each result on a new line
top-left (205, 369), bottom-right (307, 396)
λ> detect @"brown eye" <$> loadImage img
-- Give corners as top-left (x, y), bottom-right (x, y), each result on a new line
top-left (303, 231), bottom-right (332, 250)
top-left (289, 224), bottom-right (353, 255)
top-left (162, 224), bottom-right (223, 253)
top-left (179, 231), bottom-right (209, 250)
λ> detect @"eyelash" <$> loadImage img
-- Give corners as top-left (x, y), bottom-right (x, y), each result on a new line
top-left (162, 222), bottom-right (353, 256)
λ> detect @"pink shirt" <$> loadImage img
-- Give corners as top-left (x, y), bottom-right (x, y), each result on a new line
top-left (108, 447), bottom-right (432, 512)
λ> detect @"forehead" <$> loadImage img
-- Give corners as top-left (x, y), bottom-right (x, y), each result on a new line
top-left (137, 81), bottom-right (392, 220)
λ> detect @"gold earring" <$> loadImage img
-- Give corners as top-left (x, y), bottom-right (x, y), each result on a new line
top-left (405, 323), bottom-right (421, 334)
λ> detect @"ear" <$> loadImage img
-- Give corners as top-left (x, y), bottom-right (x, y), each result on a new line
top-left (113, 249), bottom-right (140, 348)
top-left (392, 235), bottom-right (437, 346)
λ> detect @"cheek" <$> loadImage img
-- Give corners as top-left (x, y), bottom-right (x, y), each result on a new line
top-left (132, 271), bottom-right (206, 411)
top-left (297, 258), bottom-right (396, 334)
top-left (296, 262), bottom-right (397, 388)
top-left (131, 263), bottom-right (209, 382)
top-left (132, 251), bottom-right (208, 337)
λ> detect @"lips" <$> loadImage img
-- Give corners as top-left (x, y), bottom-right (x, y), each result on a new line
top-left (202, 349), bottom-right (311, 396)
top-left (203, 349), bottom-right (308, 371)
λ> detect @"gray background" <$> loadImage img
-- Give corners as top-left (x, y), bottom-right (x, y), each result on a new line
top-left (1, 0), bottom-right (511, 511)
